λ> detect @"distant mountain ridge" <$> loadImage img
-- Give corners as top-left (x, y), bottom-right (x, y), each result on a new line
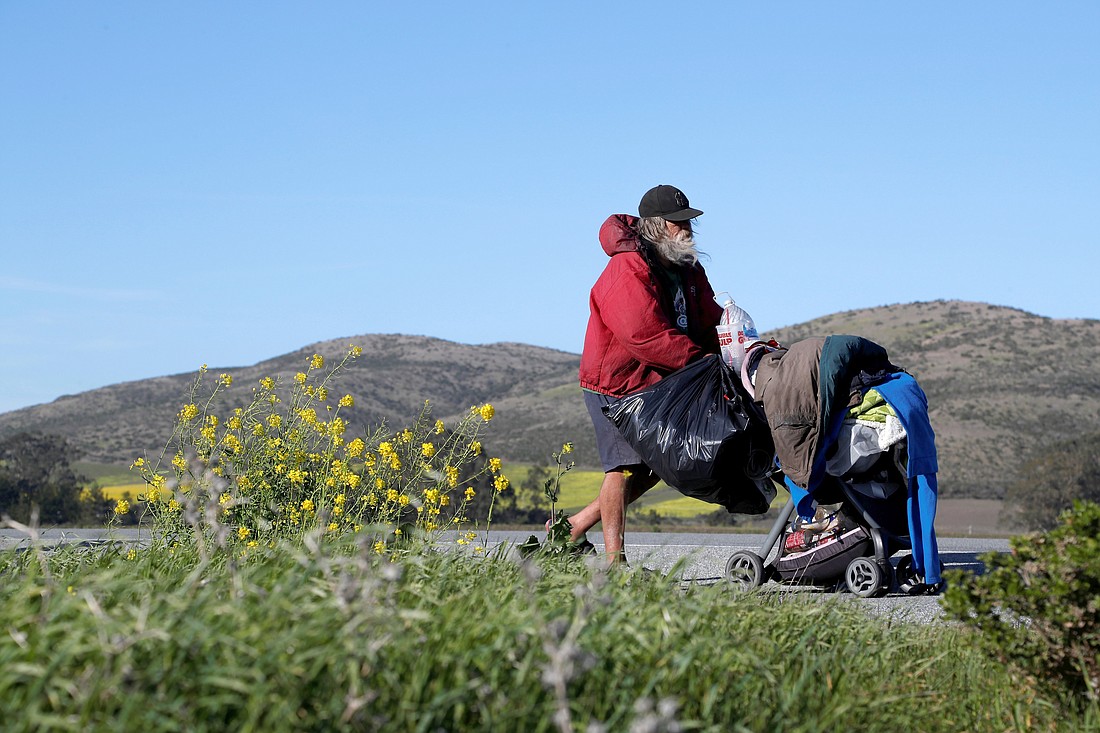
top-left (2, 301), bottom-right (1098, 499)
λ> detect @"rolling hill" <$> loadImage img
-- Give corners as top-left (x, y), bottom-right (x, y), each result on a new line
top-left (2, 300), bottom-right (1097, 499)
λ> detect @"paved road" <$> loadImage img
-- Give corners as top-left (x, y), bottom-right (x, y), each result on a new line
top-left (2, 528), bottom-right (1010, 623)
top-left (485, 530), bottom-right (1011, 623)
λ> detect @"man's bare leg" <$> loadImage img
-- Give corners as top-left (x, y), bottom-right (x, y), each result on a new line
top-left (601, 469), bottom-right (659, 562)
top-left (563, 464), bottom-right (655, 539)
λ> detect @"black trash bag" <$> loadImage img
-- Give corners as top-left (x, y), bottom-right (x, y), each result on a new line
top-left (602, 354), bottom-right (777, 515)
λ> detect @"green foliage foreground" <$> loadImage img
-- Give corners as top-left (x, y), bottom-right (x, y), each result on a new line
top-left (943, 500), bottom-right (1100, 706)
top-left (0, 535), bottom-right (1086, 733)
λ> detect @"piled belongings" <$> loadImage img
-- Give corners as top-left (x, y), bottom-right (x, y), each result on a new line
top-left (744, 335), bottom-right (941, 588)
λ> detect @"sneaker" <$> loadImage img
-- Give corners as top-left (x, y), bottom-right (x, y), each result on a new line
top-left (570, 538), bottom-right (597, 556)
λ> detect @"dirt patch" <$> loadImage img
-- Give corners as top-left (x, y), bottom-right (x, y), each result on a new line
top-left (935, 499), bottom-right (1015, 537)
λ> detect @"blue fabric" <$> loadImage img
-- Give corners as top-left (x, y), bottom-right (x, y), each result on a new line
top-left (873, 372), bottom-right (941, 585)
top-left (785, 370), bottom-right (942, 585)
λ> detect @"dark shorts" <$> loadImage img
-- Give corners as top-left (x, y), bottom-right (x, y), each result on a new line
top-left (584, 390), bottom-right (647, 473)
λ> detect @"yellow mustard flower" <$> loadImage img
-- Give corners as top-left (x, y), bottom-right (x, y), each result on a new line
top-left (179, 403), bottom-right (199, 422)
top-left (478, 403), bottom-right (495, 421)
top-left (237, 526), bottom-right (251, 540)
top-left (260, 376), bottom-right (276, 390)
top-left (130, 457), bottom-right (145, 469)
top-left (494, 475), bottom-right (510, 493)
top-left (311, 354), bottom-right (324, 370)
top-left (470, 441), bottom-right (482, 456)
top-left (294, 372), bottom-right (307, 384)
top-left (339, 394), bottom-right (355, 408)
top-left (114, 499), bottom-right (130, 515)
top-left (346, 438), bottom-right (366, 457)
top-left (434, 419), bottom-right (445, 435)
top-left (489, 457), bottom-right (502, 473)
top-left (300, 499), bottom-right (315, 512)
top-left (464, 487), bottom-right (476, 502)
top-left (219, 373), bottom-right (233, 387)
top-left (421, 442), bottom-right (436, 458)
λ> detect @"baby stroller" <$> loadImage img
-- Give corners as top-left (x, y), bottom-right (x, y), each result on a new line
top-left (724, 337), bottom-right (943, 598)
top-left (725, 442), bottom-right (933, 597)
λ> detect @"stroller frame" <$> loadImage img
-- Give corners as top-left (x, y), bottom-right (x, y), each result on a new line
top-left (725, 449), bottom-right (919, 597)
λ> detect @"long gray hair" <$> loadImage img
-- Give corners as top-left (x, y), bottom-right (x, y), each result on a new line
top-left (636, 216), bottom-right (701, 267)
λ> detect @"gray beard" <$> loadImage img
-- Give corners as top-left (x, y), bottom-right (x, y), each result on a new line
top-left (651, 230), bottom-right (699, 267)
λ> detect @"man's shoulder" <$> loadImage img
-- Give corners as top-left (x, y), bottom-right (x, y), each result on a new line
top-left (601, 250), bottom-right (647, 272)
top-left (592, 252), bottom-right (653, 299)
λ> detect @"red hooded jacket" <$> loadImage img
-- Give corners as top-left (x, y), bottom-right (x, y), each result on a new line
top-left (579, 214), bottom-right (723, 397)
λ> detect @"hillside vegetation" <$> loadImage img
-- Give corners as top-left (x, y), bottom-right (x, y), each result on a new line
top-left (2, 301), bottom-right (1098, 499)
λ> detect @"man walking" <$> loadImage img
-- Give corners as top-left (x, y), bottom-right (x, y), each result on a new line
top-left (568, 185), bottom-right (723, 563)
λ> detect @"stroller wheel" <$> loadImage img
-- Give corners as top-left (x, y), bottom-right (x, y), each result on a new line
top-left (845, 556), bottom-right (888, 598)
top-left (725, 551), bottom-right (765, 591)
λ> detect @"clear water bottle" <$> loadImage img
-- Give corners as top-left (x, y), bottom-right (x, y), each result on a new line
top-left (715, 293), bottom-right (759, 373)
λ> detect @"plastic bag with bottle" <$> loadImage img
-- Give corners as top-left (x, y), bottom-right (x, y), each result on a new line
top-left (715, 292), bottom-right (760, 373)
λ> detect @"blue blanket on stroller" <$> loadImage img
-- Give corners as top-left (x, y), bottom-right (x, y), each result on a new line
top-left (787, 371), bottom-right (941, 585)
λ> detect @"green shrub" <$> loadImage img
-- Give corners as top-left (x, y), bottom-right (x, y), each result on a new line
top-left (941, 499), bottom-right (1100, 704)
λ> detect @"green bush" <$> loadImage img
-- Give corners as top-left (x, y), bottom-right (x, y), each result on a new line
top-left (941, 499), bottom-right (1100, 705)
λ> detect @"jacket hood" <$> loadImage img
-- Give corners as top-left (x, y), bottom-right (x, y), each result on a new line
top-left (599, 214), bottom-right (640, 257)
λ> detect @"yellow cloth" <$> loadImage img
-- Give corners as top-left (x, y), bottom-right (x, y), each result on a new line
top-left (847, 388), bottom-right (896, 423)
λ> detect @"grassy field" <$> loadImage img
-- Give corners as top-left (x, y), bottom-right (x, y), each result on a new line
top-left (0, 535), bottom-right (1088, 731)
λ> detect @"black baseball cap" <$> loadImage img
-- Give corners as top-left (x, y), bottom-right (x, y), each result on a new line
top-left (638, 185), bottom-right (703, 221)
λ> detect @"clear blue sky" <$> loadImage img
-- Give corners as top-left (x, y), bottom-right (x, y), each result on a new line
top-left (2, 2), bottom-right (1098, 414)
